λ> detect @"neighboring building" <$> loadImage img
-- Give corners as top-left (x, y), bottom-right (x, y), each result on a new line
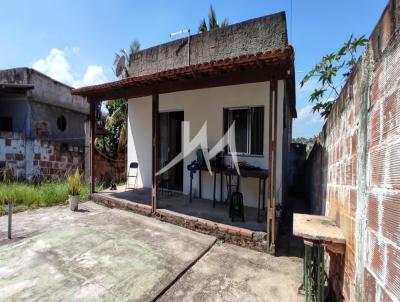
top-left (73, 11), bottom-right (296, 252)
top-left (0, 68), bottom-right (89, 145)
top-left (0, 68), bottom-right (89, 179)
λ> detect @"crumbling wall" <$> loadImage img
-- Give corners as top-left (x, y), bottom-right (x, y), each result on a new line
top-left (306, 0), bottom-right (400, 300)
top-left (0, 68), bottom-right (89, 114)
top-left (30, 101), bottom-right (87, 145)
top-left (0, 131), bottom-right (84, 180)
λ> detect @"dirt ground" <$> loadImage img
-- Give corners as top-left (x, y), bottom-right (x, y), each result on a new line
top-left (0, 201), bottom-right (303, 301)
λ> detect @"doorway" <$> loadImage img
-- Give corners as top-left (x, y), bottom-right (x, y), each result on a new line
top-left (159, 111), bottom-right (184, 191)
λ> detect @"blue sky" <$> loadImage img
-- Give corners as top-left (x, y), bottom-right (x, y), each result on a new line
top-left (0, 0), bottom-right (387, 137)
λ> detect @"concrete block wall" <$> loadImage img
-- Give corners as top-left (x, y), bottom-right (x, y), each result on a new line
top-left (306, 0), bottom-right (400, 300)
top-left (128, 13), bottom-right (287, 77)
top-left (0, 131), bottom-right (84, 180)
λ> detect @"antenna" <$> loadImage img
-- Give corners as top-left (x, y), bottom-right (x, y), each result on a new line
top-left (170, 28), bottom-right (191, 66)
top-left (170, 28), bottom-right (190, 38)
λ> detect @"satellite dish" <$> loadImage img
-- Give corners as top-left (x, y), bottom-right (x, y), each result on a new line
top-left (115, 56), bottom-right (126, 78)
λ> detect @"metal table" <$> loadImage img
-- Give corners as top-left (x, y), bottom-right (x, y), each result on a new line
top-left (224, 167), bottom-right (268, 222)
top-left (198, 166), bottom-right (224, 207)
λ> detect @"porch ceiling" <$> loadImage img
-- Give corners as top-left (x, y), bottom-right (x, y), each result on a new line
top-left (72, 47), bottom-right (294, 101)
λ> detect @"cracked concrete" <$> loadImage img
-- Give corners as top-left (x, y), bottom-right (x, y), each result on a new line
top-left (0, 202), bottom-right (215, 301)
top-left (0, 202), bottom-right (302, 301)
top-left (159, 242), bottom-right (303, 302)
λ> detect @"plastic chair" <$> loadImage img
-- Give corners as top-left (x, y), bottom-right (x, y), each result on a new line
top-left (126, 162), bottom-right (139, 191)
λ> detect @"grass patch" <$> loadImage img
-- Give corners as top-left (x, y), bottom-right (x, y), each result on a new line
top-left (0, 181), bottom-right (105, 215)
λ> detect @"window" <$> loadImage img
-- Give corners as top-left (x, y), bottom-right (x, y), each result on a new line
top-left (0, 117), bottom-right (12, 132)
top-left (223, 106), bottom-right (264, 155)
top-left (57, 115), bottom-right (67, 132)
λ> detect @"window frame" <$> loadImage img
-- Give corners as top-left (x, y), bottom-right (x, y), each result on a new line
top-left (224, 105), bottom-right (264, 157)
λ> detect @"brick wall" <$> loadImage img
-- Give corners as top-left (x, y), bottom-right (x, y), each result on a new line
top-left (0, 131), bottom-right (84, 180)
top-left (93, 149), bottom-right (126, 185)
top-left (306, 0), bottom-right (400, 300)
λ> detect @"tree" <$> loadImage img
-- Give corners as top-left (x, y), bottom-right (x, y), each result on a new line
top-left (97, 99), bottom-right (128, 155)
top-left (301, 35), bottom-right (368, 118)
top-left (198, 5), bottom-right (229, 33)
top-left (96, 40), bottom-right (141, 156)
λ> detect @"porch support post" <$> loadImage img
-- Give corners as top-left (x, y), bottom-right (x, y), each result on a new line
top-left (89, 100), bottom-right (96, 195)
top-left (267, 80), bottom-right (278, 253)
top-left (89, 100), bottom-right (96, 194)
top-left (152, 93), bottom-right (159, 212)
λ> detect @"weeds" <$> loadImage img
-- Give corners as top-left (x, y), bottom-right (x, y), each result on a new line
top-left (0, 181), bottom-right (104, 215)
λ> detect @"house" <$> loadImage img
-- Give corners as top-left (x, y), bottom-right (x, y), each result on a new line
top-left (0, 68), bottom-right (89, 179)
top-left (73, 11), bottom-right (296, 252)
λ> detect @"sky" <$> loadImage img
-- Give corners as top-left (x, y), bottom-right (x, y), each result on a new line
top-left (0, 0), bottom-right (388, 138)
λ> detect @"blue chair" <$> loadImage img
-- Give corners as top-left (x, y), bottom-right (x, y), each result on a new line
top-left (126, 162), bottom-right (139, 191)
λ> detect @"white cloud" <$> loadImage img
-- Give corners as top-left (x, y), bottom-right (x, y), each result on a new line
top-left (82, 65), bottom-right (107, 86)
top-left (33, 48), bottom-right (74, 86)
top-left (32, 48), bottom-right (107, 88)
top-left (296, 105), bottom-right (323, 123)
top-left (293, 104), bottom-right (325, 138)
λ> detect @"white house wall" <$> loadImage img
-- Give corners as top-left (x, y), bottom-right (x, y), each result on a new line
top-left (127, 81), bottom-right (286, 208)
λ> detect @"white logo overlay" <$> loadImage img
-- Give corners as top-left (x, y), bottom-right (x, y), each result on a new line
top-left (155, 121), bottom-right (240, 176)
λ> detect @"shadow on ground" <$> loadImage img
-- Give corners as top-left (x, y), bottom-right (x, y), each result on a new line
top-left (276, 194), bottom-right (309, 257)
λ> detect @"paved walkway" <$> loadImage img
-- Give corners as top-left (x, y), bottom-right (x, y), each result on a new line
top-left (0, 202), bottom-right (302, 301)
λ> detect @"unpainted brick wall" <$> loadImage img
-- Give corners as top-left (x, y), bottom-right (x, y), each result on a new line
top-left (93, 150), bottom-right (126, 185)
top-left (306, 0), bottom-right (400, 300)
top-left (0, 131), bottom-right (84, 179)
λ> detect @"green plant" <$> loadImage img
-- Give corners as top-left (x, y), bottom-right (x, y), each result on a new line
top-left (301, 35), bottom-right (368, 118)
top-left (198, 5), bottom-right (229, 33)
top-left (67, 169), bottom-right (81, 196)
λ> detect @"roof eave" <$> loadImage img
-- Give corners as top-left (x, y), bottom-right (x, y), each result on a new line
top-left (72, 47), bottom-right (294, 101)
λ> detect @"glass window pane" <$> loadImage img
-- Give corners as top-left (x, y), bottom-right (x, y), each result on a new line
top-left (230, 109), bottom-right (248, 153)
top-left (251, 107), bottom-right (264, 155)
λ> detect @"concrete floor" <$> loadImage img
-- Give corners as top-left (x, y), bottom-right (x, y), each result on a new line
top-left (101, 187), bottom-right (266, 231)
top-left (160, 242), bottom-right (303, 302)
top-left (0, 202), bottom-right (215, 301)
top-left (0, 202), bottom-right (303, 301)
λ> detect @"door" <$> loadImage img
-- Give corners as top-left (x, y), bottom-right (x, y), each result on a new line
top-left (159, 111), bottom-right (184, 191)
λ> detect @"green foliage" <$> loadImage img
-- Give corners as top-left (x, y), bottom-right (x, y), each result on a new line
top-left (301, 35), bottom-right (368, 118)
top-left (67, 168), bottom-right (81, 196)
top-left (198, 5), bottom-right (229, 33)
top-left (97, 40), bottom-right (141, 156)
top-left (0, 181), bottom-right (104, 215)
top-left (96, 98), bottom-right (127, 156)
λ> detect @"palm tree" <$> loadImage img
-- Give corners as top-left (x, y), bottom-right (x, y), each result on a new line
top-left (198, 5), bottom-right (229, 33)
top-left (98, 40), bottom-right (141, 155)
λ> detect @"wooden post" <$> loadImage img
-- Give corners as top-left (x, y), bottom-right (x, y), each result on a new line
top-left (8, 201), bottom-right (12, 239)
top-left (267, 80), bottom-right (278, 253)
top-left (89, 100), bottom-right (96, 195)
top-left (152, 94), bottom-right (159, 212)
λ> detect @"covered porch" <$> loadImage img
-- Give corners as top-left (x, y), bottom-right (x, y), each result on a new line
top-left (97, 186), bottom-right (266, 232)
top-left (73, 47), bottom-right (296, 253)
